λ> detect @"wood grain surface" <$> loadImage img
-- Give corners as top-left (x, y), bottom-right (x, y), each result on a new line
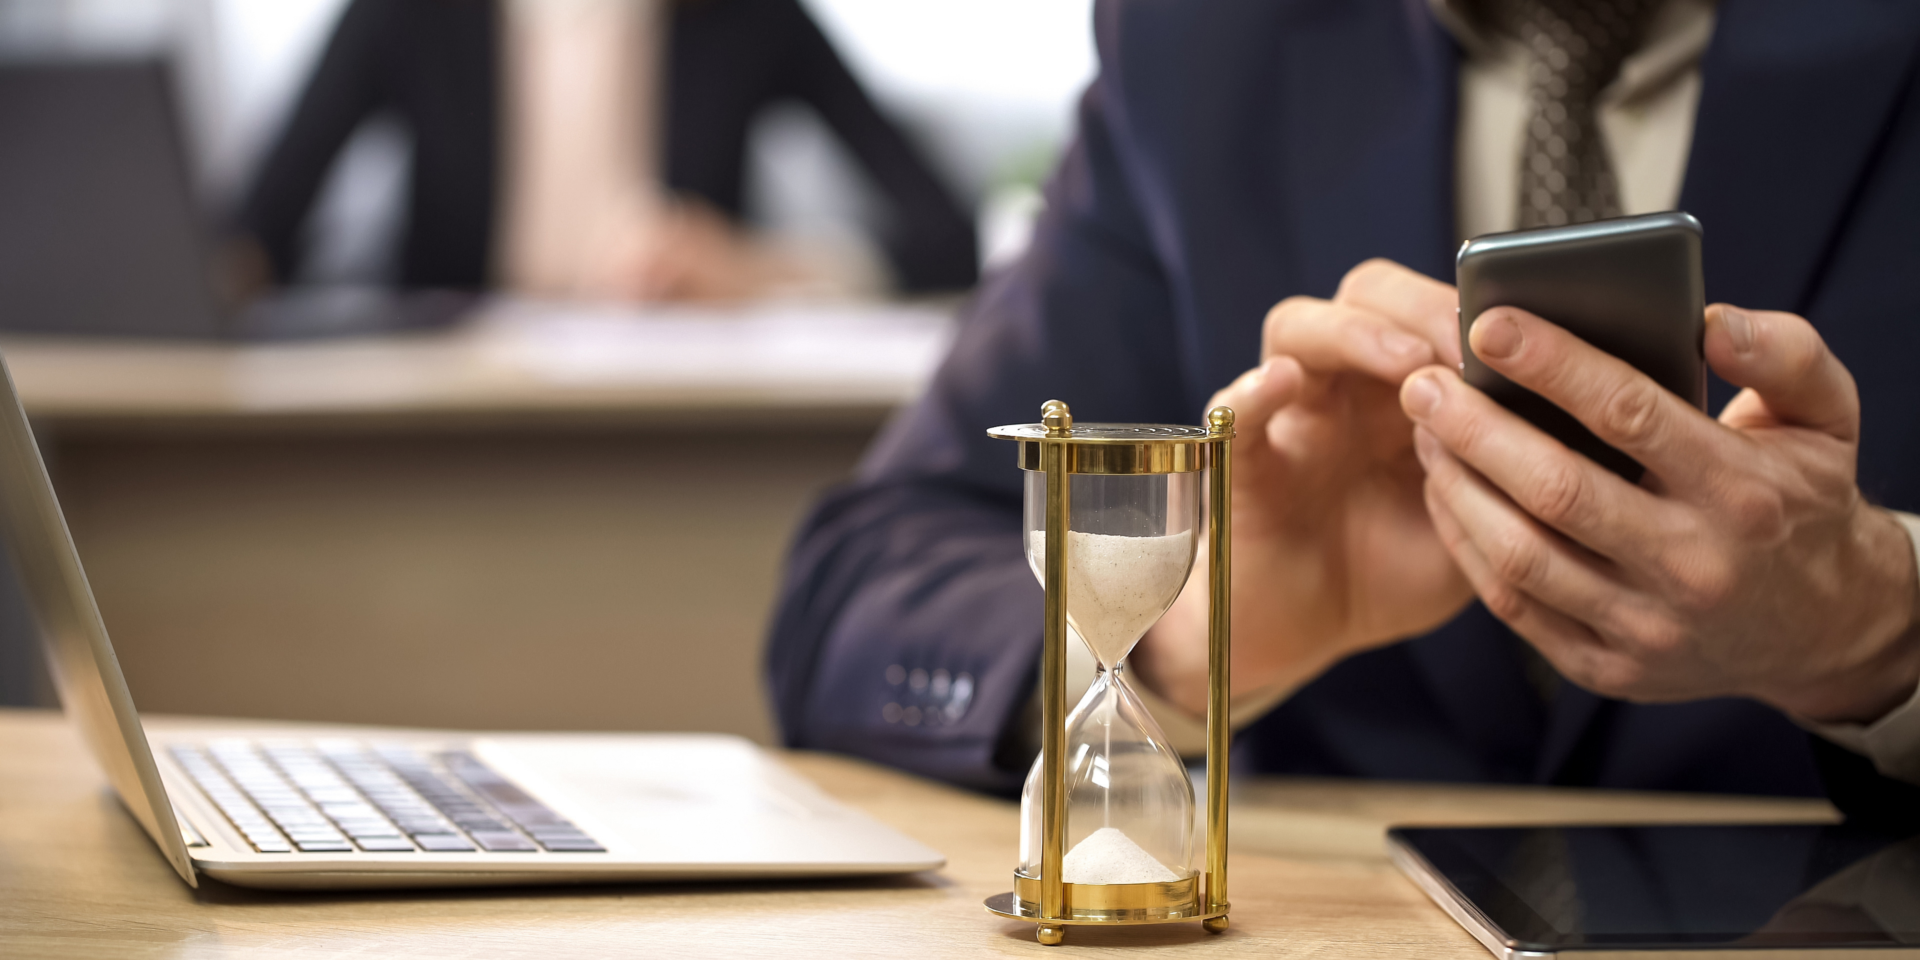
top-left (0, 708), bottom-right (1837, 959)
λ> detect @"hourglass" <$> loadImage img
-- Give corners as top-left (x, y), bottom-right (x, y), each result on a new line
top-left (984, 400), bottom-right (1233, 945)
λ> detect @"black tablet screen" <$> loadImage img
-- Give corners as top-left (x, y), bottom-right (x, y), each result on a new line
top-left (1393, 824), bottom-right (1920, 950)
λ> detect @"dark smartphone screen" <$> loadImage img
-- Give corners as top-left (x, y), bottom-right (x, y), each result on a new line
top-left (1456, 212), bottom-right (1706, 482)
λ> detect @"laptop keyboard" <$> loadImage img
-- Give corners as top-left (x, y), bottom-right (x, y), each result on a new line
top-left (168, 740), bottom-right (606, 855)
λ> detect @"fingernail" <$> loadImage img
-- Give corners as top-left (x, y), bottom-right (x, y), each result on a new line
top-left (1404, 372), bottom-right (1442, 420)
top-left (1721, 305), bottom-right (1755, 355)
top-left (1472, 312), bottom-right (1522, 360)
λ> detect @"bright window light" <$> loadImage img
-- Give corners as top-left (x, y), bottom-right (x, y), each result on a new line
top-left (801, 0), bottom-right (1097, 109)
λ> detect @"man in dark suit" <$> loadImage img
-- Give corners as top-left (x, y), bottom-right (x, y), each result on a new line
top-left (767, 0), bottom-right (1920, 825)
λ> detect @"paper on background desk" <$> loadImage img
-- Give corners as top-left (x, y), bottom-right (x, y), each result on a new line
top-left (471, 298), bottom-right (958, 393)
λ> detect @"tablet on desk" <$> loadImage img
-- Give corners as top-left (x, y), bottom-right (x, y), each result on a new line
top-left (1389, 824), bottom-right (1920, 959)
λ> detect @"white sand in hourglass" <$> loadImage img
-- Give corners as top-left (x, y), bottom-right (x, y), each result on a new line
top-left (1026, 530), bottom-right (1195, 666)
top-left (1062, 827), bottom-right (1182, 884)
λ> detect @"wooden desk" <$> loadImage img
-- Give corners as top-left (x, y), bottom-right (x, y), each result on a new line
top-left (0, 302), bottom-right (953, 741)
top-left (1, 300), bottom-right (952, 429)
top-left (0, 709), bottom-right (1839, 958)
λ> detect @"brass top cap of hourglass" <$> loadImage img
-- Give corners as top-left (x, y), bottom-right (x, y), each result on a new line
top-left (987, 401), bottom-right (1230, 475)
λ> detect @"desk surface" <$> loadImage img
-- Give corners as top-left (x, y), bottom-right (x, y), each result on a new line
top-left (0, 299), bottom-right (953, 430)
top-left (0, 709), bottom-right (1840, 959)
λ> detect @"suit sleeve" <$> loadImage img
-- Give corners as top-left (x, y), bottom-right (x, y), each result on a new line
top-left (765, 67), bottom-right (1197, 794)
top-left (771, 0), bottom-right (979, 292)
top-left (1808, 735), bottom-right (1920, 831)
top-left (234, 0), bottom-right (392, 282)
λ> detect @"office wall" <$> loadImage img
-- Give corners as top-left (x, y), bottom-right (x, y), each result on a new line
top-left (48, 424), bottom-right (877, 740)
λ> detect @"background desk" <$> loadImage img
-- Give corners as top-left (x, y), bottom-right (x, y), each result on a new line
top-left (0, 709), bottom-right (1840, 959)
top-left (0, 302), bottom-right (954, 740)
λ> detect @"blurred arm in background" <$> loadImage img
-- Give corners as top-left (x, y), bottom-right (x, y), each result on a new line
top-left (666, 0), bottom-right (978, 296)
top-left (235, 0), bottom-right (977, 302)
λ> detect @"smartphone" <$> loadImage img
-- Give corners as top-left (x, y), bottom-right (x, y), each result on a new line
top-left (1457, 211), bottom-right (1706, 481)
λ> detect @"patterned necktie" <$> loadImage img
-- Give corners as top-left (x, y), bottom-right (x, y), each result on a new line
top-left (1473, 0), bottom-right (1665, 228)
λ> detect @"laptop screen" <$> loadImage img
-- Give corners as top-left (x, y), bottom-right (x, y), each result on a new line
top-left (0, 354), bottom-right (195, 884)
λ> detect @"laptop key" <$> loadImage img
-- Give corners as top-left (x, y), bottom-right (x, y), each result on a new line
top-left (469, 831), bottom-right (539, 852)
top-left (539, 838), bottom-right (608, 853)
top-left (294, 840), bottom-right (354, 853)
top-left (340, 826), bottom-right (403, 840)
top-left (354, 837), bottom-right (416, 852)
top-left (413, 834), bottom-right (477, 852)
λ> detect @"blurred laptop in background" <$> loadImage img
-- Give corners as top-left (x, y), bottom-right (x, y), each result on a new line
top-left (0, 59), bottom-right (465, 340)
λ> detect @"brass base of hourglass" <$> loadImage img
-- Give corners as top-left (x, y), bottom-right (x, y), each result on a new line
top-left (984, 873), bottom-right (1228, 927)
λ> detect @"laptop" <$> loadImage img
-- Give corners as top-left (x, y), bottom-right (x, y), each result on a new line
top-left (0, 352), bottom-right (943, 889)
top-left (0, 58), bottom-right (464, 340)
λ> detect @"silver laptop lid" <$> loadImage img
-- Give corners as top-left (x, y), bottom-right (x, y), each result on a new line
top-left (0, 353), bottom-right (195, 885)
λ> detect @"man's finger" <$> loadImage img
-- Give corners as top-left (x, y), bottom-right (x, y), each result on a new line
top-left (1466, 307), bottom-right (1736, 489)
top-left (1705, 304), bottom-right (1859, 441)
top-left (1422, 477), bottom-right (1613, 675)
top-left (1401, 364), bottom-right (1682, 568)
top-left (1263, 296), bottom-right (1436, 382)
top-left (1413, 427), bottom-right (1628, 632)
top-left (1207, 357), bottom-right (1303, 470)
top-left (1333, 258), bottom-right (1463, 368)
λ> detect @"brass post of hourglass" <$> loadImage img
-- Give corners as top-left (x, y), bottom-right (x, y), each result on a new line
top-left (1202, 404), bottom-right (1234, 933)
top-left (1037, 399), bottom-right (1073, 947)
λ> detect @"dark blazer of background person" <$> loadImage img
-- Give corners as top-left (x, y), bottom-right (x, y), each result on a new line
top-left (238, 0), bottom-right (978, 293)
top-left (766, 0), bottom-right (1920, 826)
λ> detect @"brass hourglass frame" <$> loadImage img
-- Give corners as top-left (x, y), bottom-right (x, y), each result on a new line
top-left (982, 400), bottom-right (1234, 946)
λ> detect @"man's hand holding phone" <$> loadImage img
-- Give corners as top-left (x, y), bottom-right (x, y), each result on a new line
top-left (1137, 253), bottom-right (1920, 733)
top-left (1402, 303), bottom-right (1920, 725)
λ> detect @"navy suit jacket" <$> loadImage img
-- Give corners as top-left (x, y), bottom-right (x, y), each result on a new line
top-left (768, 0), bottom-right (1920, 824)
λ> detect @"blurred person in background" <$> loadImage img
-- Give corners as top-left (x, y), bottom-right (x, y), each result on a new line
top-left (768, 0), bottom-right (1920, 829)
top-left (235, 0), bottom-right (978, 303)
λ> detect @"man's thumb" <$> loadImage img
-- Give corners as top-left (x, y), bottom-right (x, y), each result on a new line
top-left (1706, 304), bottom-right (1858, 441)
